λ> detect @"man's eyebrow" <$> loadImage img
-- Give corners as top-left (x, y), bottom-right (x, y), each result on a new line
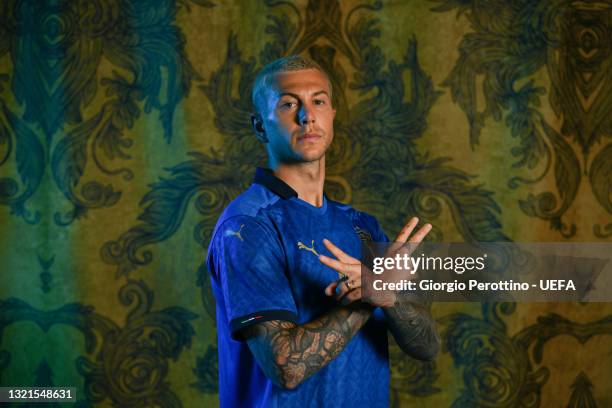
top-left (278, 90), bottom-right (330, 99)
top-left (278, 92), bottom-right (299, 99)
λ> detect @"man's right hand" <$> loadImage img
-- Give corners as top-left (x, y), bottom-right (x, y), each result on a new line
top-left (319, 217), bottom-right (432, 306)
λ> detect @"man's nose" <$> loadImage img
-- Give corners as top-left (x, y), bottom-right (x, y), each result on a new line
top-left (298, 104), bottom-right (315, 125)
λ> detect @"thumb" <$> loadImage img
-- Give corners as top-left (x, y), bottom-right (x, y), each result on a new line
top-left (325, 282), bottom-right (337, 296)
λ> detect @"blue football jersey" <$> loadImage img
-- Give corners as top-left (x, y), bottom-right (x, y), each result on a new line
top-left (207, 168), bottom-right (390, 408)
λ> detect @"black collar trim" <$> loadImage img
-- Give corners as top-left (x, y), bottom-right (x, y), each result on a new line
top-left (253, 167), bottom-right (298, 199)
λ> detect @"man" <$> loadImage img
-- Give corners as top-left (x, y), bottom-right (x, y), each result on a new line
top-left (207, 55), bottom-right (440, 407)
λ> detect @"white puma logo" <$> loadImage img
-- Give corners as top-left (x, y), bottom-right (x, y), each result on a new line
top-left (224, 224), bottom-right (245, 241)
top-left (297, 240), bottom-right (320, 257)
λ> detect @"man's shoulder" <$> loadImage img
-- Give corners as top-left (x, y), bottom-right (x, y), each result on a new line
top-left (209, 184), bottom-right (281, 245)
top-left (223, 184), bottom-right (281, 219)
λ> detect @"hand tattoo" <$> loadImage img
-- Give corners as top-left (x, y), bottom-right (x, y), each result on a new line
top-left (242, 303), bottom-right (373, 389)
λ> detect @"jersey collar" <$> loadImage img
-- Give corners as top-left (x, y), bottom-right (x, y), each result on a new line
top-left (253, 167), bottom-right (298, 199)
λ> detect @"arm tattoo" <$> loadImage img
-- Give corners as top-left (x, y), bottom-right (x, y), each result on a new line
top-left (382, 291), bottom-right (440, 360)
top-left (242, 303), bottom-right (373, 389)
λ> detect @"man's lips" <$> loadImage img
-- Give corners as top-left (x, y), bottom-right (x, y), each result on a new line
top-left (297, 133), bottom-right (321, 141)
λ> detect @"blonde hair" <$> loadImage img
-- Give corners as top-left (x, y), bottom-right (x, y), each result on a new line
top-left (251, 55), bottom-right (333, 114)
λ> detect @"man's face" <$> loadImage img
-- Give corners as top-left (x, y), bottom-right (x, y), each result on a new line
top-left (258, 69), bottom-right (336, 164)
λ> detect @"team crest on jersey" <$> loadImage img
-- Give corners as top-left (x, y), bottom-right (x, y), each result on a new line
top-left (354, 226), bottom-right (372, 242)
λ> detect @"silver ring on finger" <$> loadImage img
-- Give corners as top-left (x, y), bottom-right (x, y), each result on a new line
top-left (345, 279), bottom-right (352, 290)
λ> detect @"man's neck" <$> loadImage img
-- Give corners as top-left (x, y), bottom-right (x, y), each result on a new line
top-left (272, 159), bottom-right (325, 207)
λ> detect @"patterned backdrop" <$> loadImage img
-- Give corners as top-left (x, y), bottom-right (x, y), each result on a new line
top-left (0, 0), bottom-right (610, 406)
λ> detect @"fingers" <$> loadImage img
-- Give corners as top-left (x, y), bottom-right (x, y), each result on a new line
top-left (319, 239), bottom-right (363, 304)
top-left (326, 275), bottom-right (361, 299)
top-left (392, 218), bottom-right (432, 258)
top-left (324, 275), bottom-right (354, 295)
top-left (322, 239), bottom-right (359, 263)
top-left (395, 217), bottom-right (420, 243)
top-left (325, 275), bottom-right (347, 297)
top-left (325, 281), bottom-right (338, 297)
top-left (319, 254), bottom-right (360, 277)
top-left (319, 240), bottom-right (360, 277)
top-left (337, 276), bottom-right (360, 298)
top-left (409, 223), bottom-right (432, 243)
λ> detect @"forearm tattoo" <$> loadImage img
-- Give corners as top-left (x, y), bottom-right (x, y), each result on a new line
top-left (382, 291), bottom-right (440, 360)
top-left (242, 304), bottom-right (373, 389)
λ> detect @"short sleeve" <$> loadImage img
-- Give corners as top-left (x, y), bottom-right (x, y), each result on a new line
top-left (209, 216), bottom-right (298, 339)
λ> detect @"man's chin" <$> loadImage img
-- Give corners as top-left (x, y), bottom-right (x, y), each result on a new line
top-left (297, 151), bottom-right (326, 163)
top-left (275, 147), bottom-right (327, 164)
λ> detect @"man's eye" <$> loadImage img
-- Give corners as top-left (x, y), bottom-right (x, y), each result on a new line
top-left (280, 101), bottom-right (296, 109)
top-left (314, 99), bottom-right (326, 105)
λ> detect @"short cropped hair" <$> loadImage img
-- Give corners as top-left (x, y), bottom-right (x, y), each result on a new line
top-left (251, 55), bottom-right (333, 115)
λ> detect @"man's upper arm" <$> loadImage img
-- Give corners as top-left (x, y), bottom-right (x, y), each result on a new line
top-left (210, 216), bottom-right (298, 340)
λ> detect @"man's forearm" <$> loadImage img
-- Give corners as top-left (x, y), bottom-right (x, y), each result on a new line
top-left (243, 303), bottom-right (373, 389)
top-left (382, 291), bottom-right (440, 360)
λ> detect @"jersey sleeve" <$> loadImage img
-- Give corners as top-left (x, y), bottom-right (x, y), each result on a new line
top-left (209, 215), bottom-right (298, 339)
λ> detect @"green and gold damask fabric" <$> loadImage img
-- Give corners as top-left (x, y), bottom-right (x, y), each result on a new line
top-left (0, 0), bottom-right (610, 406)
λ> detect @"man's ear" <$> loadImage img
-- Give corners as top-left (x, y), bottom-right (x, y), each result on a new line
top-left (251, 114), bottom-right (267, 143)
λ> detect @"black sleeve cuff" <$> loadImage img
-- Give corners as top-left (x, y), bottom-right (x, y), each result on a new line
top-left (230, 309), bottom-right (298, 340)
